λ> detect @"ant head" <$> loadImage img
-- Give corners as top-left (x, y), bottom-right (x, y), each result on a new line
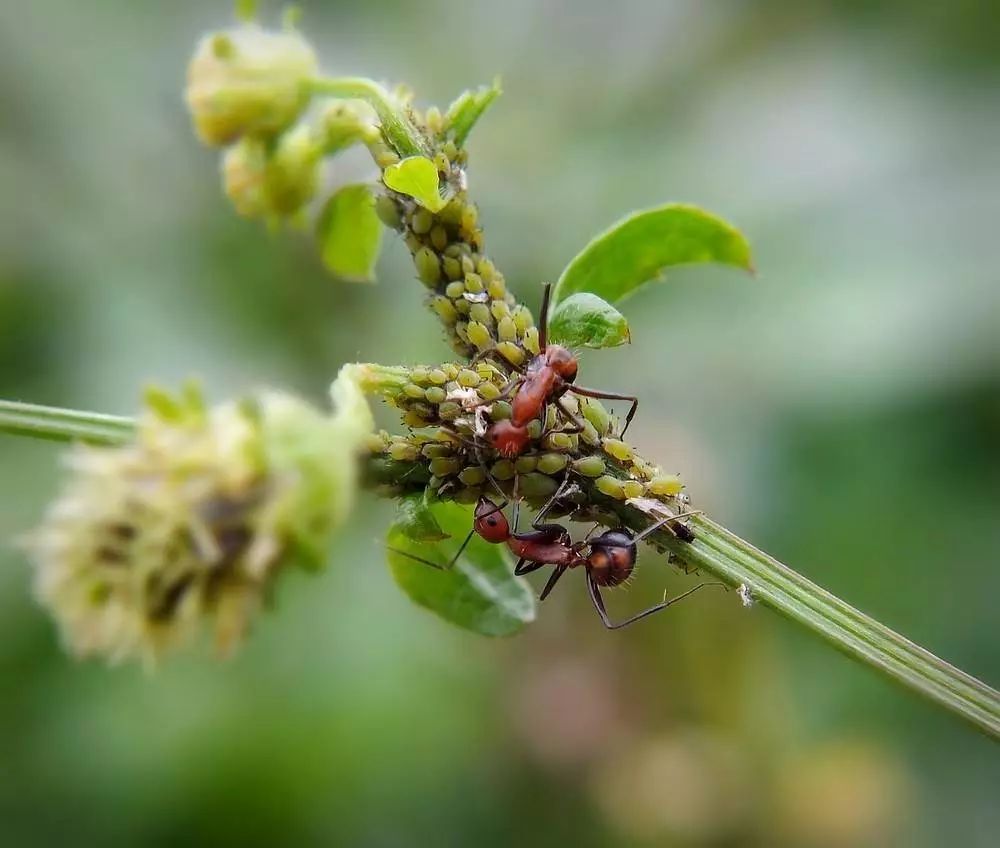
top-left (487, 419), bottom-right (531, 457)
top-left (587, 529), bottom-right (636, 587)
top-left (544, 345), bottom-right (578, 383)
top-left (474, 497), bottom-right (510, 543)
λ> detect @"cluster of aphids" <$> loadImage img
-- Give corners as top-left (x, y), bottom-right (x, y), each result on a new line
top-left (365, 112), bottom-right (718, 627)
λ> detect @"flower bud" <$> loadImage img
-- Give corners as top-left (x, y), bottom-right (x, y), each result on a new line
top-left (25, 367), bottom-right (372, 666)
top-left (222, 124), bottom-right (321, 220)
top-left (186, 24), bottom-right (319, 146)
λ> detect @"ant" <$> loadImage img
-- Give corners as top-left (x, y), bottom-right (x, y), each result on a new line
top-left (393, 480), bottom-right (722, 629)
top-left (482, 282), bottom-right (640, 458)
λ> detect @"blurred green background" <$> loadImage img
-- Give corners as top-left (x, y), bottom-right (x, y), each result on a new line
top-left (1, 1), bottom-right (998, 845)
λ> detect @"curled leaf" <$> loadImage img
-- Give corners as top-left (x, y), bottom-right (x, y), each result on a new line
top-left (445, 78), bottom-right (502, 146)
top-left (548, 292), bottom-right (630, 349)
top-left (386, 501), bottom-right (535, 636)
top-left (316, 184), bottom-right (382, 282)
top-left (382, 156), bottom-right (446, 213)
top-left (553, 203), bottom-right (753, 304)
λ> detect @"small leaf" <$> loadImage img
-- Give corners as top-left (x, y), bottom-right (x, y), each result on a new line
top-left (394, 493), bottom-right (448, 542)
top-left (445, 79), bottom-right (501, 146)
top-left (386, 501), bottom-right (535, 636)
top-left (382, 156), bottom-right (446, 213)
top-left (553, 204), bottom-right (753, 304)
top-left (316, 184), bottom-right (382, 282)
top-left (548, 292), bottom-right (630, 349)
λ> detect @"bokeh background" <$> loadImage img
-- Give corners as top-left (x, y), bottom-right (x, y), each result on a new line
top-left (1, 1), bottom-right (998, 845)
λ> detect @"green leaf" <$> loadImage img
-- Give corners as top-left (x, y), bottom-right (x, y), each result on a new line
top-left (548, 292), bottom-right (631, 349)
top-left (382, 156), bottom-right (446, 213)
top-left (316, 184), bottom-right (382, 282)
top-left (445, 79), bottom-right (502, 146)
top-left (394, 493), bottom-right (448, 542)
top-left (553, 204), bottom-right (753, 304)
top-left (386, 501), bottom-right (535, 636)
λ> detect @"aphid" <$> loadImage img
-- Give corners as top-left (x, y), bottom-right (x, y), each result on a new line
top-left (483, 282), bottom-right (639, 458)
top-left (392, 481), bottom-right (718, 629)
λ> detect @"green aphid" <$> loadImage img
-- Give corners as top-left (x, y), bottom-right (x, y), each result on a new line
top-left (464, 272), bottom-right (484, 293)
top-left (478, 382), bottom-right (502, 401)
top-left (497, 316), bottom-right (517, 342)
top-left (437, 401), bottom-right (461, 420)
top-left (403, 382), bottom-right (426, 399)
top-left (433, 151), bottom-right (450, 173)
top-left (457, 368), bottom-right (481, 388)
top-left (458, 466), bottom-right (487, 487)
top-left (460, 204), bottom-right (478, 231)
top-left (602, 438), bottom-right (633, 462)
top-left (496, 341), bottom-right (525, 366)
top-left (428, 368), bottom-right (448, 385)
top-left (442, 140), bottom-right (459, 160)
top-left (404, 232), bottom-right (423, 254)
top-left (469, 303), bottom-right (493, 326)
top-left (430, 296), bottom-right (458, 324)
top-left (594, 475), bottom-right (626, 499)
top-left (521, 326), bottom-right (540, 355)
top-left (453, 299), bottom-right (471, 316)
top-left (388, 441), bottom-right (420, 462)
top-left (374, 195), bottom-right (402, 230)
top-left (421, 443), bottom-right (453, 459)
top-left (477, 257), bottom-right (496, 281)
top-left (411, 209), bottom-right (433, 235)
top-left (537, 453), bottom-right (569, 475)
top-left (526, 419), bottom-right (543, 440)
top-left (519, 472), bottom-right (558, 500)
top-left (649, 474), bottom-right (684, 496)
top-left (424, 386), bottom-right (447, 404)
top-left (442, 256), bottom-right (462, 281)
top-left (410, 367), bottom-right (430, 383)
top-left (429, 457), bottom-right (461, 477)
top-left (461, 255), bottom-right (476, 275)
top-left (443, 364), bottom-right (460, 379)
top-left (490, 459), bottom-right (515, 480)
top-left (491, 300), bottom-right (512, 321)
top-left (466, 321), bottom-right (493, 350)
top-left (487, 277), bottom-right (507, 299)
top-left (454, 487), bottom-right (480, 505)
top-left (622, 480), bottom-right (644, 500)
top-left (404, 410), bottom-right (432, 429)
top-left (512, 306), bottom-right (534, 334)
top-left (491, 400), bottom-right (512, 420)
top-left (415, 247), bottom-right (441, 286)
top-left (579, 421), bottom-right (601, 447)
top-left (430, 226), bottom-right (449, 251)
top-left (445, 280), bottom-right (465, 299)
top-left (544, 405), bottom-right (559, 431)
top-left (543, 432), bottom-right (574, 451)
top-left (444, 243), bottom-right (464, 258)
top-left (572, 455), bottom-right (606, 478)
top-left (514, 455), bottom-right (537, 474)
top-left (581, 398), bottom-right (612, 435)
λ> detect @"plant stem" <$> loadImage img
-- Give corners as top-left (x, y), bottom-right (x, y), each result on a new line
top-left (3, 399), bottom-right (997, 739)
top-left (307, 76), bottom-right (427, 157)
top-left (0, 400), bottom-right (135, 445)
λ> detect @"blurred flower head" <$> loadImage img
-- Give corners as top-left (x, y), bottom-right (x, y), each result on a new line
top-left (186, 23), bottom-right (318, 147)
top-left (25, 368), bottom-right (373, 666)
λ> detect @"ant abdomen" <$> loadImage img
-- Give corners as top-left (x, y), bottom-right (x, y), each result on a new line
top-left (587, 530), bottom-right (637, 587)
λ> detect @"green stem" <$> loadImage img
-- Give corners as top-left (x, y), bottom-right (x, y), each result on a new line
top-left (0, 400), bottom-right (135, 445)
top-left (4, 399), bottom-right (996, 739)
top-left (307, 76), bottom-right (427, 158)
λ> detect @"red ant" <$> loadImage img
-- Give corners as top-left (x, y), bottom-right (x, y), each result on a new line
top-left (393, 480), bottom-right (722, 629)
top-left (483, 282), bottom-right (640, 458)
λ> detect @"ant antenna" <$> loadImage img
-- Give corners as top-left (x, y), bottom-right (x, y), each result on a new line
top-left (631, 509), bottom-right (703, 544)
top-left (538, 282), bottom-right (552, 352)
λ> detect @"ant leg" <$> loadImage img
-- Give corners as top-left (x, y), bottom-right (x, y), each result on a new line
top-left (631, 509), bottom-right (704, 543)
top-left (554, 398), bottom-right (586, 435)
top-left (532, 476), bottom-right (575, 528)
top-left (587, 575), bottom-right (725, 630)
top-left (567, 386), bottom-right (639, 439)
top-left (471, 347), bottom-right (528, 374)
top-left (514, 557), bottom-right (548, 577)
top-left (510, 474), bottom-right (521, 533)
top-left (538, 564), bottom-right (568, 601)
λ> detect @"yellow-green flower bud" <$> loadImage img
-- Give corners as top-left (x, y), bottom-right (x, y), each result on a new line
top-left (186, 24), bottom-right (319, 146)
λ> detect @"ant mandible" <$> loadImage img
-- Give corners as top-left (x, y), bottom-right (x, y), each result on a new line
top-left (394, 480), bottom-right (722, 629)
top-left (484, 282), bottom-right (640, 458)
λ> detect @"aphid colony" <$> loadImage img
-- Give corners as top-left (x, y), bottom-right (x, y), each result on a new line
top-left (367, 112), bottom-right (715, 628)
